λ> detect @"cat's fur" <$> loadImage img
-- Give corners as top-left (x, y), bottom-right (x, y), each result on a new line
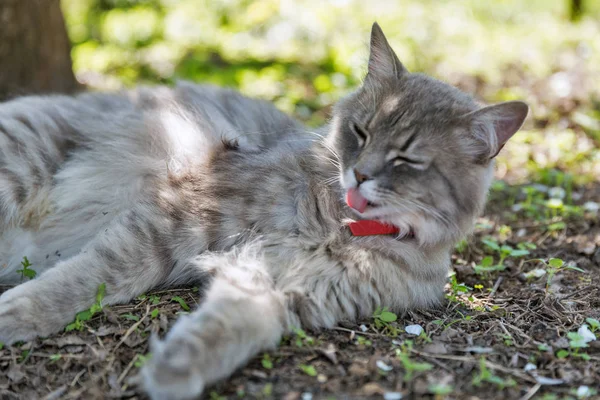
top-left (0, 24), bottom-right (528, 399)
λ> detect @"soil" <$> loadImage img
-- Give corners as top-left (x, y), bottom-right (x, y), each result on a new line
top-left (1, 183), bottom-right (599, 400)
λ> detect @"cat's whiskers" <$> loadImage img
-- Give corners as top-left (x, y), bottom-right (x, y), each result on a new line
top-left (376, 189), bottom-right (459, 232)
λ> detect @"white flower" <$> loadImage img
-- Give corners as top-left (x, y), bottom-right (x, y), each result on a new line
top-left (376, 360), bottom-right (393, 372)
top-left (383, 392), bottom-right (403, 400)
top-left (548, 187), bottom-right (566, 199)
top-left (524, 363), bottom-right (537, 372)
top-left (577, 385), bottom-right (593, 398)
top-left (578, 325), bottom-right (596, 343)
top-left (524, 268), bottom-right (546, 279)
top-left (405, 324), bottom-right (423, 336)
top-left (583, 201), bottom-right (600, 213)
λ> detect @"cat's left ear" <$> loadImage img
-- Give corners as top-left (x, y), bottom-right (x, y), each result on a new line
top-left (465, 101), bottom-right (529, 161)
top-left (366, 22), bottom-right (407, 81)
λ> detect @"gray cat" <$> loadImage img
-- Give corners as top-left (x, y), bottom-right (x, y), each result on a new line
top-left (0, 24), bottom-right (528, 399)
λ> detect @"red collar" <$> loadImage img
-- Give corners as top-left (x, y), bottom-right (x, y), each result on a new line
top-left (348, 220), bottom-right (400, 236)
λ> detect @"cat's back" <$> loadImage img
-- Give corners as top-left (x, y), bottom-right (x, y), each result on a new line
top-left (0, 83), bottom-right (302, 283)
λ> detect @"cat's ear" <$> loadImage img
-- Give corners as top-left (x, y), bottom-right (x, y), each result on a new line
top-left (464, 101), bottom-right (529, 161)
top-left (366, 22), bottom-right (406, 81)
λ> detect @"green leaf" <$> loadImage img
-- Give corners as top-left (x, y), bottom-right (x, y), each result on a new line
top-left (171, 296), bottom-right (190, 311)
top-left (134, 353), bottom-right (151, 368)
top-left (585, 318), bottom-right (600, 331)
top-left (49, 354), bottom-right (62, 362)
top-left (482, 239), bottom-right (500, 251)
top-left (548, 258), bottom-right (564, 268)
top-left (480, 256), bottom-right (494, 267)
top-left (299, 364), bottom-right (317, 376)
top-left (0, 342), bottom-right (4, 350)
top-left (428, 383), bottom-right (453, 395)
top-left (64, 322), bottom-right (78, 332)
top-left (96, 283), bottom-right (106, 304)
top-left (547, 222), bottom-right (566, 231)
top-left (565, 265), bottom-right (585, 273)
top-left (411, 361), bottom-right (434, 372)
top-left (379, 311), bottom-right (398, 322)
top-left (261, 354), bottom-right (273, 369)
top-left (151, 309), bottom-right (160, 319)
top-left (121, 313), bottom-right (140, 321)
top-left (509, 249), bottom-right (530, 257)
top-left (76, 310), bottom-right (93, 322)
top-left (567, 332), bottom-right (588, 348)
top-left (556, 349), bottom-right (569, 359)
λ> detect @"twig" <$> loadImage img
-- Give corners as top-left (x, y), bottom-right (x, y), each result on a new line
top-left (117, 354), bottom-right (139, 385)
top-left (489, 276), bottom-right (504, 298)
top-left (114, 305), bottom-right (150, 352)
top-left (519, 383), bottom-right (541, 400)
top-left (69, 369), bottom-right (87, 387)
top-left (333, 326), bottom-right (379, 337)
top-left (408, 349), bottom-right (537, 383)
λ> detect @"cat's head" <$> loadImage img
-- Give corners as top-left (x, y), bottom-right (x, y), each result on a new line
top-left (329, 23), bottom-right (528, 246)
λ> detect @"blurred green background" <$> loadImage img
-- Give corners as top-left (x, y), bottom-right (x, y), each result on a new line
top-left (61, 0), bottom-right (600, 186)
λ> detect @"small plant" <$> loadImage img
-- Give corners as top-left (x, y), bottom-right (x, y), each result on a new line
top-left (395, 341), bottom-right (433, 381)
top-left (475, 238), bottom-right (531, 275)
top-left (292, 327), bottom-right (315, 347)
top-left (355, 335), bottom-right (372, 346)
top-left (137, 294), bottom-right (161, 304)
top-left (261, 353), bottom-right (273, 369)
top-left (262, 383), bottom-right (273, 397)
top-left (18, 349), bottom-right (30, 363)
top-left (526, 258), bottom-right (584, 292)
top-left (171, 295), bottom-right (190, 311)
top-left (16, 256), bottom-right (36, 281)
top-left (455, 239), bottom-right (468, 253)
top-left (557, 329), bottom-right (593, 360)
top-left (446, 273), bottom-right (471, 303)
top-left (372, 306), bottom-right (399, 335)
top-left (472, 357), bottom-right (515, 389)
top-left (429, 383), bottom-right (453, 395)
top-left (299, 364), bottom-right (317, 376)
top-left (121, 313), bottom-right (140, 321)
top-left (209, 392), bottom-right (226, 400)
top-left (0, 342), bottom-right (4, 350)
top-left (586, 318), bottom-right (600, 333)
top-left (65, 283), bottom-right (106, 331)
top-left (134, 353), bottom-right (152, 368)
top-left (150, 308), bottom-right (160, 319)
top-left (49, 354), bottom-right (62, 362)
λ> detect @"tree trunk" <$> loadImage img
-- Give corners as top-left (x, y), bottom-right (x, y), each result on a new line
top-left (0, 0), bottom-right (78, 101)
top-left (570, 0), bottom-right (583, 22)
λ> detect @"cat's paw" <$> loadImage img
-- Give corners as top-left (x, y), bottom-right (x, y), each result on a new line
top-left (0, 290), bottom-right (44, 344)
top-left (141, 335), bottom-right (206, 400)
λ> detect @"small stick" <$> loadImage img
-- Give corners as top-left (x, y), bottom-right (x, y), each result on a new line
top-left (114, 305), bottom-right (150, 352)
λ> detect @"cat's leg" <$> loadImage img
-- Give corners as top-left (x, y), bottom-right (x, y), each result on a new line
top-left (0, 207), bottom-right (194, 344)
top-left (142, 245), bottom-right (294, 400)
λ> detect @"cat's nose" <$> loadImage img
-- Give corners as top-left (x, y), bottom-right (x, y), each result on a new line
top-left (354, 169), bottom-right (371, 185)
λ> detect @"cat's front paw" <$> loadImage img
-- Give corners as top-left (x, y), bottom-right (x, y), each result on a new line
top-left (0, 289), bottom-right (45, 344)
top-left (141, 335), bottom-right (206, 400)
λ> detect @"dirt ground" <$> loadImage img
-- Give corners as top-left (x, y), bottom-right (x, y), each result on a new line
top-left (0, 181), bottom-right (599, 400)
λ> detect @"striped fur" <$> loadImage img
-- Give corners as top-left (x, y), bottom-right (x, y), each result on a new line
top-left (0, 25), bottom-right (527, 399)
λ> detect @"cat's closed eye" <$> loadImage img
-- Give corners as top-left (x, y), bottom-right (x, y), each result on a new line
top-left (387, 152), bottom-right (428, 170)
top-left (350, 122), bottom-right (369, 148)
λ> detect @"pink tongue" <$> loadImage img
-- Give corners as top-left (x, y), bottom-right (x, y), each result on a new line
top-left (346, 188), bottom-right (368, 213)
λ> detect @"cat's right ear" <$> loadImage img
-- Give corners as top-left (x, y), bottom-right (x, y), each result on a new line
top-left (463, 101), bottom-right (529, 162)
top-left (366, 22), bottom-right (407, 81)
